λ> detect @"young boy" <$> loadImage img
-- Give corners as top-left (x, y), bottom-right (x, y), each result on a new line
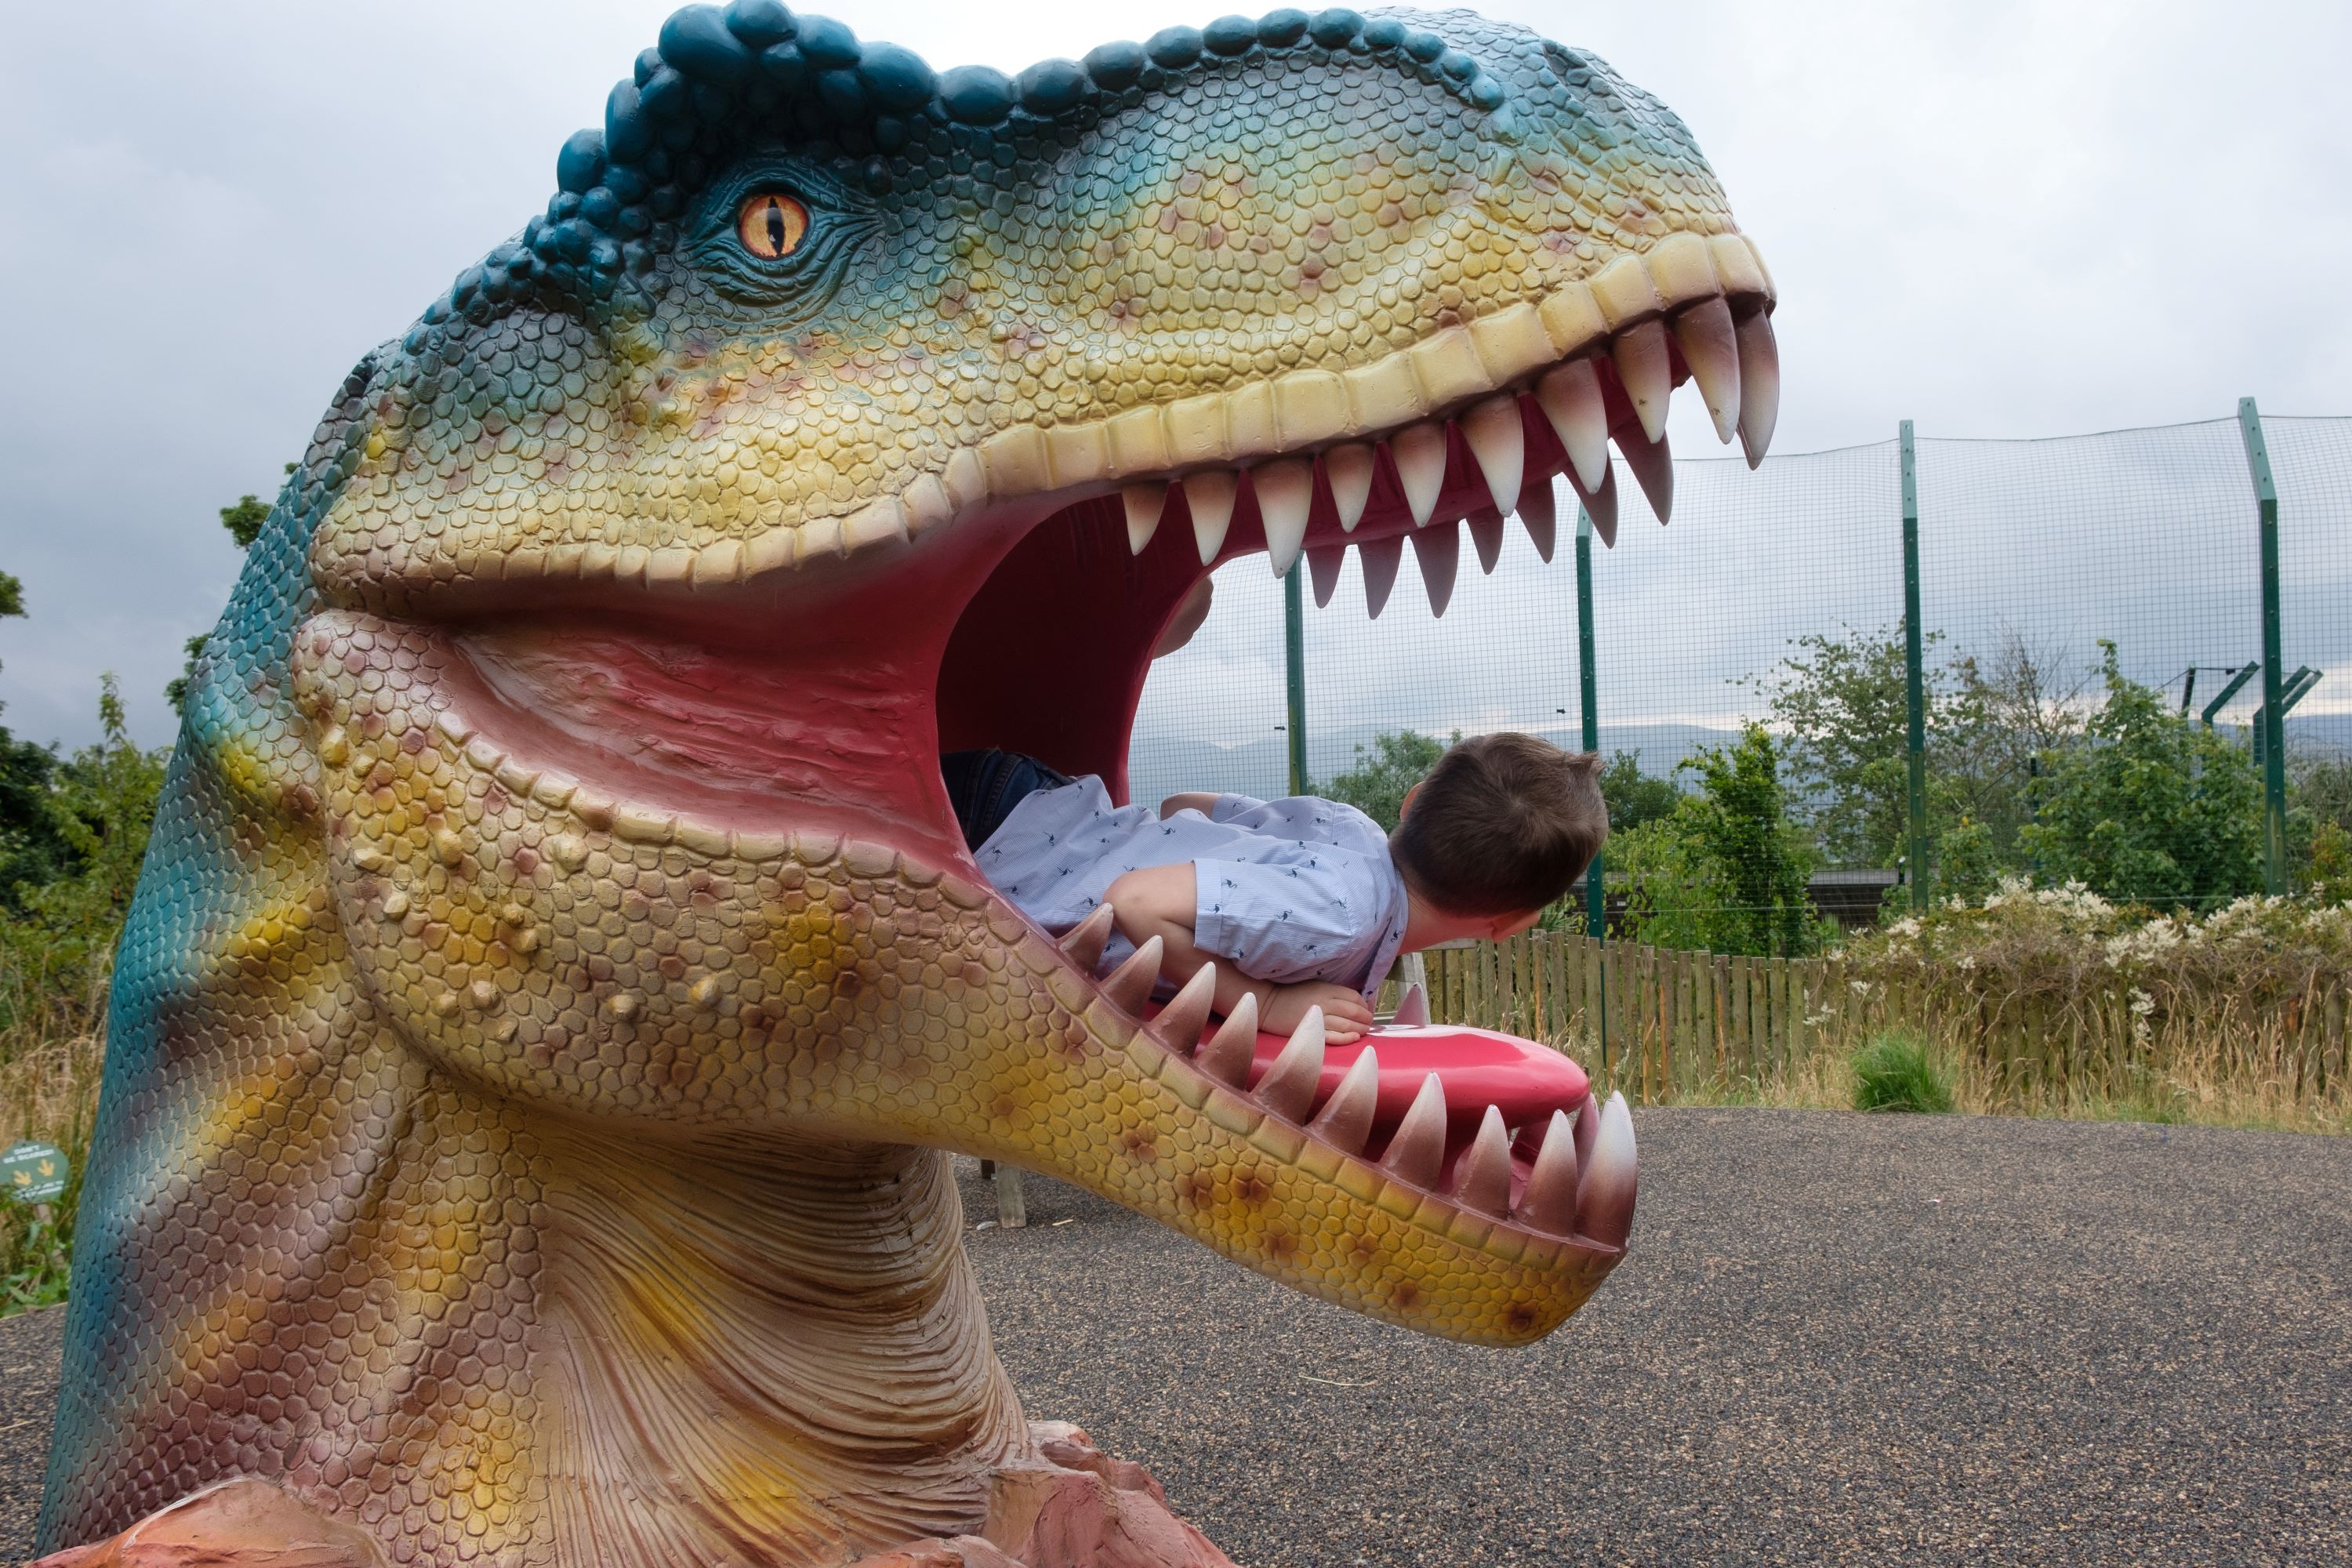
top-left (944, 734), bottom-right (1606, 1044)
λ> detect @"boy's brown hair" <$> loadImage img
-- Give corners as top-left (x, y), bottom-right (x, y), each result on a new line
top-left (1388, 734), bottom-right (1607, 916)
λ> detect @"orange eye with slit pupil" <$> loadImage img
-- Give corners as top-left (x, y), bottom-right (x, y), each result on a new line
top-left (737, 193), bottom-right (808, 260)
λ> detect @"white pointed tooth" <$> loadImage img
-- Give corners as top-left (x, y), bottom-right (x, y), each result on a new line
top-left (1123, 482), bottom-right (1168, 555)
top-left (1460, 394), bottom-right (1525, 513)
top-left (1515, 476), bottom-right (1557, 564)
top-left (1058, 904), bottom-right (1116, 971)
top-left (1611, 319), bottom-right (1675, 445)
top-left (1388, 422), bottom-right (1448, 527)
top-left (1306, 543), bottom-right (1346, 608)
top-left (1465, 507), bottom-right (1505, 575)
top-left (1359, 534), bottom-right (1403, 619)
top-left (1380, 1072), bottom-right (1449, 1190)
top-left (1410, 521), bottom-right (1460, 617)
top-left (1673, 297), bottom-right (1742, 444)
top-left (1618, 427), bottom-right (1673, 524)
top-left (1323, 443), bottom-right (1376, 532)
top-left (1196, 992), bottom-right (1258, 1087)
top-left (1251, 1007), bottom-right (1327, 1122)
top-left (1451, 1105), bottom-right (1512, 1219)
top-left (1536, 359), bottom-right (1611, 493)
top-left (1576, 1091), bottom-right (1638, 1249)
top-left (1150, 962), bottom-right (1218, 1056)
top-left (1306, 1046), bottom-right (1380, 1156)
top-left (1100, 934), bottom-right (1163, 1013)
top-left (1568, 463), bottom-right (1619, 547)
top-left (1253, 458), bottom-right (1314, 576)
top-left (1736, 310), bottom-right (1780, 469)
top-left (1184, 471), bottom-right (1236, 564)
top-left (1572, 1091), bottom-right (1599, 1168)
top-left (1512, 1109), bottom-right (1580, 1235)
top-left (1391, 981), bottom-right (1428, 1027)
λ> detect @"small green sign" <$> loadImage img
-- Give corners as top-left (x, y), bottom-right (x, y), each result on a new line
top-left (2, 1141), bottom-right (68, 1203)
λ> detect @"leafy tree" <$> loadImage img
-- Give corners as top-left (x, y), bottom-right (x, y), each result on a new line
top-left (1597, 749), bottom-right (1680, 833)
top-left (2020, 642), bottom-right (2262, 907)
top-left (217, 492), bottom-right (271, 549)
top-left (1613, 724), bottom-right (1824, 956)
top-left (1753, 622), bottom-right (1948, 869)
top-left (0, 572), bottom-right (71, 907)
top-left (1318, 728), bottom-right (1452, 832)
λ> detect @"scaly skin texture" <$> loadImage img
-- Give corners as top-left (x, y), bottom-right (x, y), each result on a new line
top-left (42, 6), bottom-right (1772, 1565)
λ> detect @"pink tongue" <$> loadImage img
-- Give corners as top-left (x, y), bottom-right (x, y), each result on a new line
top-left (1243, 1023), bottom-right (1590, 1147)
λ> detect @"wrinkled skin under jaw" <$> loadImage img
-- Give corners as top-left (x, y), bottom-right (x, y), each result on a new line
top-left (281, 256), bottom-right (1766, 1341)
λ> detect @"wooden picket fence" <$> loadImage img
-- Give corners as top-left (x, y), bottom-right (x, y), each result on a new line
top-left (1417, 931), bottom-right (1836, 1103)
top-left (1415, 930), bottom-right (2351, 1112)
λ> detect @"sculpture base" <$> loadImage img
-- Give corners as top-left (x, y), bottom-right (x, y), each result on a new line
top-left (30, 1425), bottom-right (1236, 1568)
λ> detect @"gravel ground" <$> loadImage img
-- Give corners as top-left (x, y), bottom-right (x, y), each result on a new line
top-left (4, 1109), bottom-right (2347, 1566)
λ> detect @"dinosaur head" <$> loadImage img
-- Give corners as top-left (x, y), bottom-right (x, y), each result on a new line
top-left (288, 4), bottom-right (1776, 1347)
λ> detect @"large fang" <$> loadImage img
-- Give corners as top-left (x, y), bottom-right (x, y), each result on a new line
top-left (1123, 483), bottom-right (1167, 555)
top-left (1612, 319), bottom-right (1675, 444)
top-left (1577, 1091), bottom-right (1638, 1249)
top-left (1390, 422), bottom-right (1448, 528)
top-left (1380, 1072), bottom-right (1449, 1189)
top-left (1451, 1105), bottom-right (1512, 1220)
top-left (1324, 443), bottom-right (1376, 532)
top-left (1196, 993), bottom-right (1258, 1087)
top-left (1254, 457), bottom-right (1315, 576)
top-left (1305, 1046), bottom-right (1379, 1155)
top-left (1359, 534), bottom-right (1403, 619)
top-left (1252, 1007), bottom-right (1327, 1122)
top-left (1569, 463), bottom-right (1619, 547)
top-left (1736, 310), bottom-right (1780, 469)
top-left (1461, 394), bottom-right (1526, 514)
top-left (1512, 1109), bottom-right (1580, 1235)
top-left (1620, 428), bottom-right (1673, 524)
top-left (1391, 981), bottom-right (1429, 1027)
top-left (1515, 475), bottom-right (1557, 564)
top-left (1185, 471), bottom-right (1236, 564)
top-left (1535, 359), bottom-right (1611, 493)
top-left (1100, 935), bottom-right (1162, 1013)
top-left (1150, 963), bottom-right (1218, 1054)
top-left (1674, 297), bottom-right (1742, 444)
top-left (1410, 522), bottom-right (1459, 617)
top-left (1466, 507), bottom-right (1505, 575)
top-left (1306, 543), bottom-right (1346, 608)
top-left (1058, 905), bottom-right (1116, 971)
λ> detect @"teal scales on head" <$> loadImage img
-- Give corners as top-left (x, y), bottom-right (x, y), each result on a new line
top-left (42, 6), bottom-right (1773, 1565)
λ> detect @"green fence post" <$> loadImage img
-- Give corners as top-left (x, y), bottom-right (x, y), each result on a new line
top-left (2238, 397), bottom-right (2288, 895)
top-left (1283, 559), bottom-right (1308, 796)
top-left (1900, 419), bottom-right (1929, 910)
top-left (1576, 501), bottom-right (1607, 1067)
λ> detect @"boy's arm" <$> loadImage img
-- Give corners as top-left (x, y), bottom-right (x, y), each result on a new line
top-left (1157, 792), bottom-right (1221, 819)
top-left (1102, 863), bottom-right (1372, 1042)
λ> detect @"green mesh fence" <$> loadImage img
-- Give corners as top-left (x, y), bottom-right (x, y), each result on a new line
top-left (1128, 410), bottom-right (2352, 935)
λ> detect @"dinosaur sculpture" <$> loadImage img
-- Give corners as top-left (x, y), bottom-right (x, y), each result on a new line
top-left (38, 5), bottom-right (1777, 1564)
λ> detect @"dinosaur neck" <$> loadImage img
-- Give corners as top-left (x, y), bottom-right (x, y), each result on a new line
top-left (528, 1123), bottom-right (1029, 1567)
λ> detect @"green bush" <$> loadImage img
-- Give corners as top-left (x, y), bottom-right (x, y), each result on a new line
top-left (1613, 724), bottom-right (1829, 956)
top-left (1317, 728), bottom-right (1453, 833)
top-left (2021, 642), bottom-right (2262, 909)
top-left (1849, 1032), bottom-right (1955, 1114)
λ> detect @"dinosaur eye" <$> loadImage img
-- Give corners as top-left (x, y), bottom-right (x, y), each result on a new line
top-left (736, 193), bottom-right (808, 260)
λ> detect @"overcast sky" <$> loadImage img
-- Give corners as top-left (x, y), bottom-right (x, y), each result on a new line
top-left (2, 0), bottom-right (2347, 752)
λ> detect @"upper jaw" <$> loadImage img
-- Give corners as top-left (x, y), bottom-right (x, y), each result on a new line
top-left (318, 232), bottom-right (1775, 622)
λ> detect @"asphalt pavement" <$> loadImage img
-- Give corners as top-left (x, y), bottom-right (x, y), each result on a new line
top-left (4, 1109), bottom-right (2346, 1566)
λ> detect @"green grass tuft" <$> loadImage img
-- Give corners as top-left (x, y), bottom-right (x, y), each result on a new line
top-left (1850, 1032), bottom-right (1955, 1115)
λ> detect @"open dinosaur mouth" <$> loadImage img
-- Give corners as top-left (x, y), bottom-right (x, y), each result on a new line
top-left (307, 241), bottom-right (1773, 1315)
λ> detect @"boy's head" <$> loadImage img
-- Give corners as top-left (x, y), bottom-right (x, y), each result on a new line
top-left (1390, 734), bottom-right (1607, 924)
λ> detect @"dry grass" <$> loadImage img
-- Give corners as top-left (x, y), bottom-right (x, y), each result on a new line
top-left (1, 949), bottom-right (108, 1311)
